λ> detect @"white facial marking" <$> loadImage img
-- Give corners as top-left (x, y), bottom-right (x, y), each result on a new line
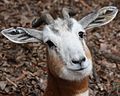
top-left (43, 18), bottom-right (92, 81)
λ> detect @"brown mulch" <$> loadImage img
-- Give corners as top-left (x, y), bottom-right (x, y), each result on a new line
top-left (0, 0), bottom-right (120, 96)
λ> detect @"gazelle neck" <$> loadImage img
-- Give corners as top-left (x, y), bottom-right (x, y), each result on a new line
top-left (44, 72), bottom-right (89, 96)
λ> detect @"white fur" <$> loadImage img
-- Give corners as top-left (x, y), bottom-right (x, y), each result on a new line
top-left (75, 90), bottom-right (89, 96)
top-left (43, 18), bottom-right (93, 81)
top-left (59, 59), bottom-right (92, 81)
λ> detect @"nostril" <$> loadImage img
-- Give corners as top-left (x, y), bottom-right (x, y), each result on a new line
top-left (72, 57), bottom-right (86, 64)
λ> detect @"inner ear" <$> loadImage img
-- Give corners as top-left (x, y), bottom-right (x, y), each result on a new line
top-left (79, 6), bottom-right (118, 30)
top-left (1, 27), bottom-right (43, 43)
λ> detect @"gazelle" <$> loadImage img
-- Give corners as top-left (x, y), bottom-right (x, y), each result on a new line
top-left (1, 6), bottom-right (118, 96)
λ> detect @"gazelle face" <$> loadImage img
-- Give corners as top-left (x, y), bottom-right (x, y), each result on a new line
top-left (43, 18), bottom-right (92, 81)
top-left (1, 6), bottom-right (118, 81)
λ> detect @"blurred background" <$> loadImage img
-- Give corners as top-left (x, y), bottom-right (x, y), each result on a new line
top-left (0, 0), bottom-right (120, 96)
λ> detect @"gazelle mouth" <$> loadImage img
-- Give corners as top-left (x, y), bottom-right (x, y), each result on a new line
top-left (68, 67), bottom-right (88, 71)
top-left (67, 61), bottom-right (90, 72)
top-left (75, 67), bottom-right (87, 71)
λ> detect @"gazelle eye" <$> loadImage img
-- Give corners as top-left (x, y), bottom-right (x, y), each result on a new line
top-left (46, 40), bottom-right (56, 48)
top-left (78, 31), bottom-right (84, 38)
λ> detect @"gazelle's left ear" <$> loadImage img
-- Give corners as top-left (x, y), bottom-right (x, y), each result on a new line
top-left (1, 27), bottom-right (43, 43)
top-left (79, 6), bottom-right (118, 30)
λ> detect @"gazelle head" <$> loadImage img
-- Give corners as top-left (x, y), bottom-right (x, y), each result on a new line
top-left (1, 6), bottom-right (118, 81)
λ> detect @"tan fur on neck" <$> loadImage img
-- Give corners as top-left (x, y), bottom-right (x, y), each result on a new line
top-left (44, 72), bottom-right (89, 96)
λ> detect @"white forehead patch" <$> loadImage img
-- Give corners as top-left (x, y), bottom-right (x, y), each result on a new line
top-left (42, 18), bottom-right (85, 42)
top-left (70, 18), bottom-right (85, 33)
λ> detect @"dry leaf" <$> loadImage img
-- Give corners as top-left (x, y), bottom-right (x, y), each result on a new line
top-left (0, 81), bottom-right (7, 90)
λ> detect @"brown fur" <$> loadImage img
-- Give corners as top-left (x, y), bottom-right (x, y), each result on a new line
top-left (44, 72), bottom-right (88, 96)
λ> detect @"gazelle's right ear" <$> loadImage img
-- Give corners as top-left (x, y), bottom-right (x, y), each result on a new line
top-left (79, 6), bottom-right (118, 30)
top-left (1, 27), bottom-right (43, 43)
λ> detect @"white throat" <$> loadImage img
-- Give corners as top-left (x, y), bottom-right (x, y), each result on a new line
top-left (75, 90), bottom-right (89, 96)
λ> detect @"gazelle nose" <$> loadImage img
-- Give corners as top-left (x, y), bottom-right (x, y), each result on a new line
top-left (72, 57), bottom-right (86, 64)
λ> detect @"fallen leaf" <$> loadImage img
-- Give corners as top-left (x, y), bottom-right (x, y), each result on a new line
top-left (0, 81), bottom-right (7, 90)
